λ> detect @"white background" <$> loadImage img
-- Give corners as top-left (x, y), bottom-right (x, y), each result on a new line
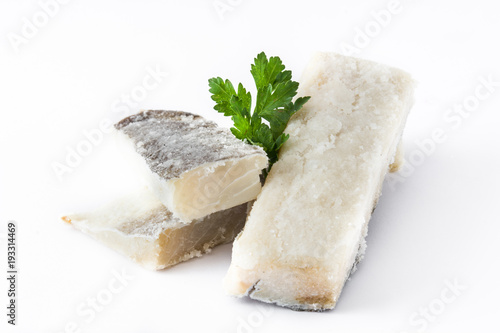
top-left (1, 0), bottom-right (499, 332)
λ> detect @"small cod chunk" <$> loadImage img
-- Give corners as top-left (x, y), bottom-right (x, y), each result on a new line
top-left (224, 53), bottom-right (415, 311)
top-left (114, 110), bottom-right (268, 223)
top-left (62, 188), bottom-right (249, 270)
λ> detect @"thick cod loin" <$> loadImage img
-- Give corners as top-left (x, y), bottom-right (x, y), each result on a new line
top-left (224, 53), bottom-right (415, 310)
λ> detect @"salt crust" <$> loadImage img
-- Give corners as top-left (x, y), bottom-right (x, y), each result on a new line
top-left (224, 53), bottom-right (415, 310)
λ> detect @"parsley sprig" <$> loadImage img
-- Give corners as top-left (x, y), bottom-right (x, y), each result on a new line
top-left (208, 52), bottom-right (310, 176)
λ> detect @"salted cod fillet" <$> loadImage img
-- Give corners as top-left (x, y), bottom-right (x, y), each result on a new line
top-left (114, 110), bottom-right (268, 223)
top-left (62, 188), bottom-right (248, 270)
top-left (224, 53), bottom-right (415, 311)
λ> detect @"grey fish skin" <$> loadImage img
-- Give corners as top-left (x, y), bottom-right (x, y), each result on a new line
top-left (114, 110), bottom-right (268, 223)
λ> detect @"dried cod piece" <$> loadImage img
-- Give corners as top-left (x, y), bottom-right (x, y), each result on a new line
top-left (114, 110), bottom-right (268, 223)
top-left (62, 188), bottom-right (248, 270)
top-left (224, 53), bottom-right (415, 311)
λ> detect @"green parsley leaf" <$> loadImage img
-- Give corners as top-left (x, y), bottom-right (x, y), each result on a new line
top-left (209, 52), bottom-right (310, 178)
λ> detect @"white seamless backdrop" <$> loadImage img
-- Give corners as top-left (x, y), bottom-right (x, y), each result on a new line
top-left (1, 0), bottom-right (499, 332)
